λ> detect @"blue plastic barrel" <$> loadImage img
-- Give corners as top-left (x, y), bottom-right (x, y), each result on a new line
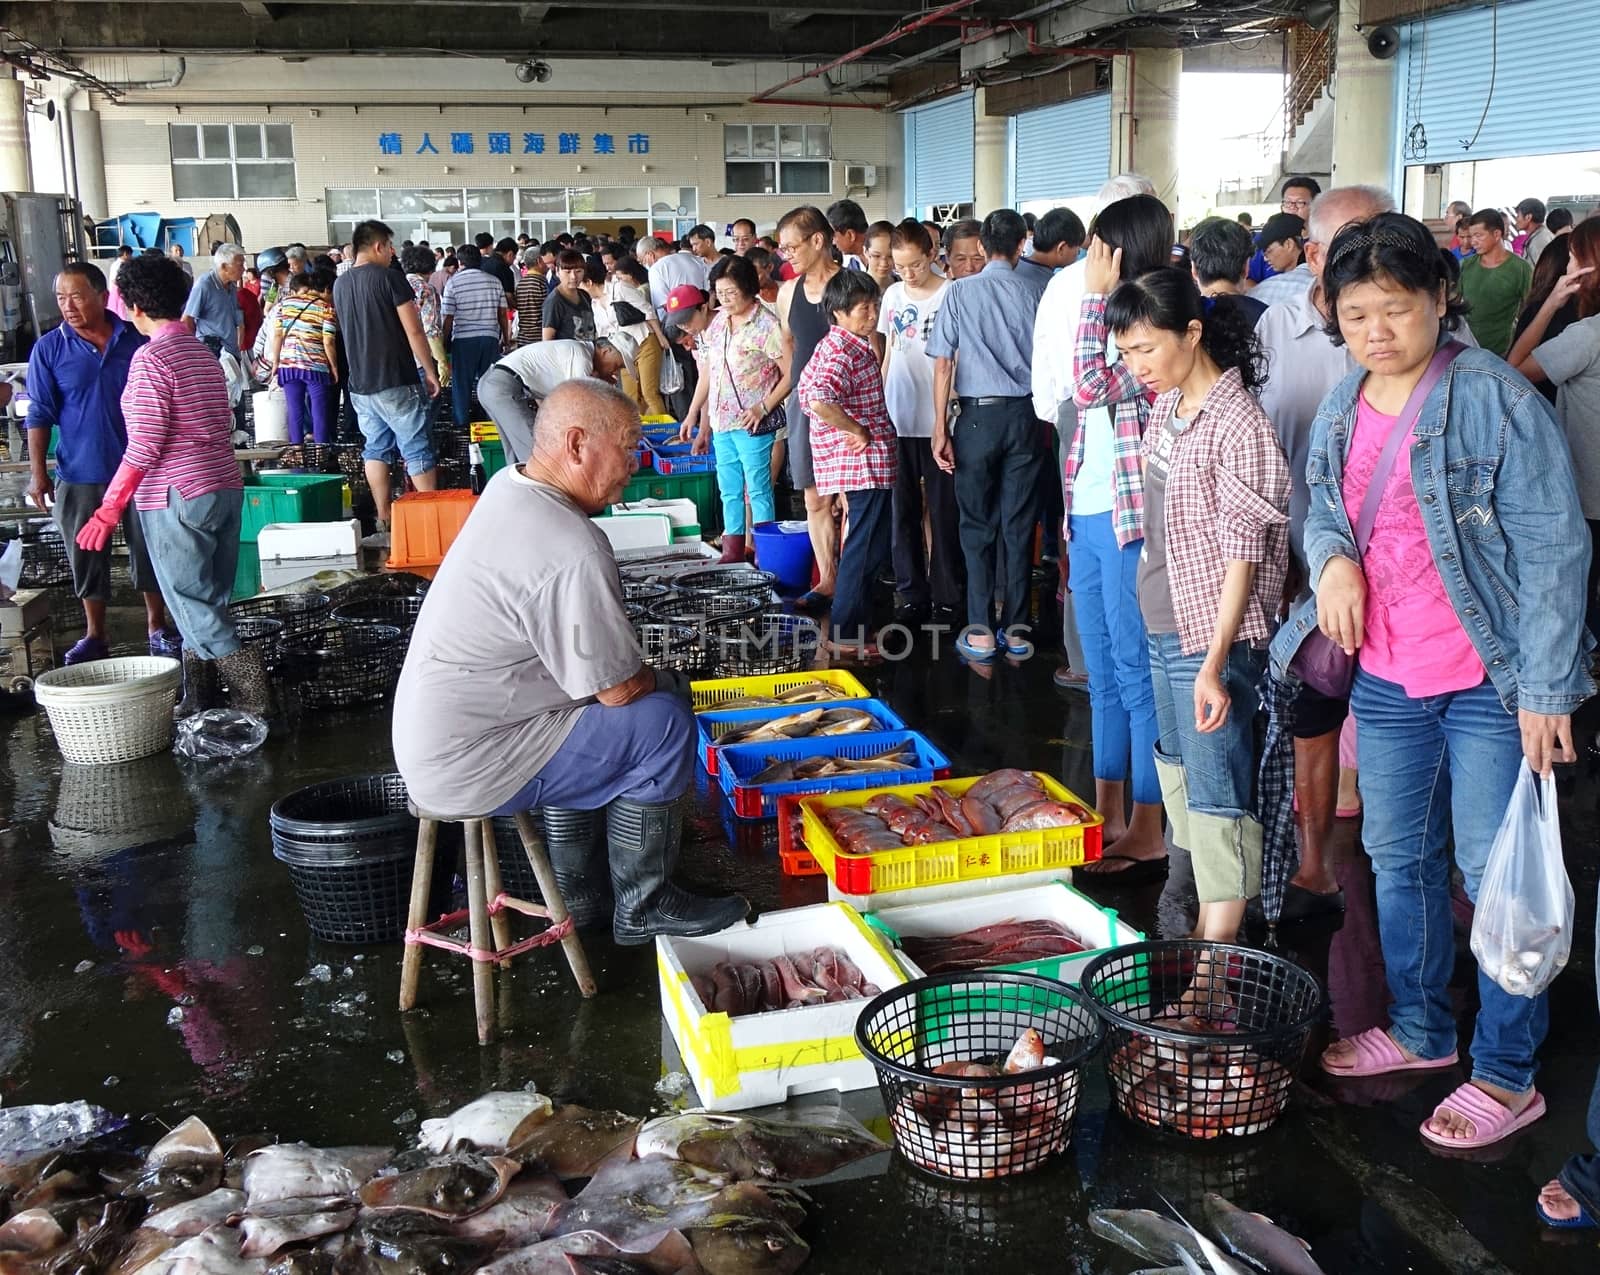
top-left (751, 520), bottom-right (814, 593)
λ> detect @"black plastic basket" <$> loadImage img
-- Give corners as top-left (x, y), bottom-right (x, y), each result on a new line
top-left (18, 519), bottom-right (70, 588)
top-left (270, 773), bottom-right (441, 943)
top-left (490, 807), bottom-right (603, 902)
top-left (229, 591), bottom-right (333, 639)
top-left (645, 594), bottom-right (766, 627)
top-left (234, 615), bottom-right (287, 671)
top-left (856, 972), bottom-right (1103, 1181)
top-left (673, 566), bottom-right (779, 599)
top-left (711, 611), bottom-right (821, 676)
top-left (331, 595), bottom-right (425, 633)
top-left (635, 622), bottom-right (713, 676)
top-left (622, 579), bottom-right (673, 604)
top-left (280, 623), bottom-right (404, 709)
top-left (274, 443), bottom-right (343, 474)
top-left (1079, 940), bottom-right (1325, 1141)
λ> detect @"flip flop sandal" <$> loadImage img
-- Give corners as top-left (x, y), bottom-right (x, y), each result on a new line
top-left (1536, 1199), bottom-right (1599, 1230)
top-left (1074, 854), bottom-right (1170, 887)
top-left (792, 590), bottom-right (833, 615)
top-left (1320, 1027), bottom-right (1459, 1078)
top-left (954, 635), bottom-right (997, 662)
top-left (1419, 1084), bottom-right (1546, 1151)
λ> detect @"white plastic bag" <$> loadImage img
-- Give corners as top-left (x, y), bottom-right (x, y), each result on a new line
top-left (658, 349), bottom-right (683, 397)
top-left (1469, 762), bottom-right (1573, 997)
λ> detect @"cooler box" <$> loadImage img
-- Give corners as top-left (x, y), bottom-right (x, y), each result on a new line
top-left (863, 881), bottom-right (1143, 987)
top-left (593, 513), bottom-right (673, 552)
top-left (657, 901), bottom-right (905, 1111)
top-left (257, 519), bottom-right (362, 590)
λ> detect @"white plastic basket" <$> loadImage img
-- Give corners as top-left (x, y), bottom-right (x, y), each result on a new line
top-left (33, 657), bottom-right (182, 764)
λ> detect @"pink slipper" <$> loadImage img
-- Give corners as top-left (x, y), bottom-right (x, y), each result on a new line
top-left (1320, 1027), bottom-right (1459, 1078)
top-left (1419, 1083), bottom-right (1546, 1150)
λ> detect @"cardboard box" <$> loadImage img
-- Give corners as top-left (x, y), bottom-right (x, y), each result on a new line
top-left (864, 881), bottom-right (1143, 987)
top-left (656, 901), bottom-right (905, 1112)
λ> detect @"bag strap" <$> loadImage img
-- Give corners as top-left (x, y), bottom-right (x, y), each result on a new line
top-left (1353, 339), bottom-right (1465, 554)
top-left (723, 321), bottom-right (746, 411)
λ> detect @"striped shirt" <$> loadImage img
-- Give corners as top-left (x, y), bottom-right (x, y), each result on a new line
top-left (514, 272), bottom-right (547, 346)
top-left (442, 266), bottom-right (507, 341)
top-left (274, 295), bottom-right (338, 372)
top-left (120, 323), bottom-right (242, 511)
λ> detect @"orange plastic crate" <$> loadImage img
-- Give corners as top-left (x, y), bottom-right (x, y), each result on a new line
top-left (776, 795), bottom-right (821, 877)
top-left (386, 490), bottom-right (477, 571)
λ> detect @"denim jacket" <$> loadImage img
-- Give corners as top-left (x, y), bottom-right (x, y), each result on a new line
top-left (1269, 346), bottom-right (1594, 715)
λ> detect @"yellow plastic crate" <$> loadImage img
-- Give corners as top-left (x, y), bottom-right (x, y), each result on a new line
top-left (469, 421), bottom-right (500, 442)
top-left (689, 669), bottom-right (870, 713)
top-left (798, 773), bottom-right (1104, 896)
top-left (640, 414), bottom-right (677, 425)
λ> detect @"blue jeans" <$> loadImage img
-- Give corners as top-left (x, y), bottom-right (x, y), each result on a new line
top-left (450, 335), bottom-right (501, 429)
top-left (1148, 633), bottom-right (1264, 901)
top-left (832, 487), bottom-right (892, 643)
top-left (490, 691), bottom-right (695, 812)
top-left (1350, 668), bottom-right (1547, 1093)
top-left (137, 486), bottom-right (243, 660)
top-left (1067, 512), bottom-right (1160, 806)
top-left (351, 383), bottom-right (435, 474)
top-left (711, 428), bottom-right (775, 535)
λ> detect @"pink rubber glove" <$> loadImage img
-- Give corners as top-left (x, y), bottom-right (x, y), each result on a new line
top-left (75, 460), bottom-right (147, 552)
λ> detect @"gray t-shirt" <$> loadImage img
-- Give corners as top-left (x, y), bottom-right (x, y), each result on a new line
top-left (1534, 314), bottom-right (1600, 519)
top-left (1137, 411), bottom-right (1185, 635)
top-left (391, 469), bottom-right (643, 814)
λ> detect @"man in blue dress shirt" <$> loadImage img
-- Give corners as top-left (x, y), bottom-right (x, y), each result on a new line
top-left (27, 263), bottom-right (176, 663)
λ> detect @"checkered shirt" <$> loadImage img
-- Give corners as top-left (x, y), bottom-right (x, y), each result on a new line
top-left (796, 326), bottom-right (898, 495)
top-left (1068, 292), bottom-right (1149, 546)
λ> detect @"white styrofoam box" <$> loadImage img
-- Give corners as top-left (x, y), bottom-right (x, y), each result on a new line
top-left (0, 588), bottom-right (48, 636)
top-left (261, 553), bottom-right (359, 592)
top-left (612, 497), bottom-right (698, 529)
top-left (258, 518), bottom-right (361, 561)
top-left (657, 901), bottom-right (906, 1112)
top-left (866, 881), bottom-right (1143, 987)
top-left (594, 512), bottom-right (673, 551)
top-left (826, 865), bottom-right (1079, 913)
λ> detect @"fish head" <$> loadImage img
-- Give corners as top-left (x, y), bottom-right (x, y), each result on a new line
top-left (687, 1216), bottom-right (810, 1275)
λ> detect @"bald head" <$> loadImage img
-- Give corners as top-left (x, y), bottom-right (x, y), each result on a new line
top-left (533, 378), bottom-right (639, 457)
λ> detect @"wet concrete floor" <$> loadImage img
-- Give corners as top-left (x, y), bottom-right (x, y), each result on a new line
top-left (2, 578), bottom-right (1598, 1274)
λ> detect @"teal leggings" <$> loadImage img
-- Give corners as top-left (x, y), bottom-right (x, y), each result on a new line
top-left (711, 427), bottom-right (776, 535)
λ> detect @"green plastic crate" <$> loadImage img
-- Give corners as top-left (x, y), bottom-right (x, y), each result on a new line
top-left (620, 470), bottom-right (721, 537)
top-left (231, 547), bottom-right (260, 601)
top-left (240, 473), bottom-right (345, 543)
top-left (480, 439), bottom-right (507, 479)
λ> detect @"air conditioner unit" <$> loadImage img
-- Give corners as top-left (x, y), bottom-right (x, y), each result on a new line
top-left (844, 163), bottom-right (878, 188)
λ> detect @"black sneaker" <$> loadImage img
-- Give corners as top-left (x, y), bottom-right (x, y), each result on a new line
top-left (893, 602), bottom-right (930, 625)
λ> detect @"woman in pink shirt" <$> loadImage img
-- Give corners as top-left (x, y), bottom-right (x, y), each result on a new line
top-left (1292, 214), bottom-right (1591, 1153)
top-left (75, 255), bottom-right (267, 718)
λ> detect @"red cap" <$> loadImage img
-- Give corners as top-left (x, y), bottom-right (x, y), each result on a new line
top-left (663, 284), bottom-right (707, 314)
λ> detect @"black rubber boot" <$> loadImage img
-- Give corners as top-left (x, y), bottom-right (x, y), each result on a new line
top-left (174, 649), bottom-right (218, 720)
top-left (542, 807), bottom-right (612, 930)
top-left (608, 798), bottom-right (749, 946)
top-left (215, 646), bottom-right (271, 717)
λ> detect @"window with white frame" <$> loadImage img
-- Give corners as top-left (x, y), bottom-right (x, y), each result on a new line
top-left (724, 124), bottom-right (831, 196)
top-left (169, 123), bottom-right (296, 200)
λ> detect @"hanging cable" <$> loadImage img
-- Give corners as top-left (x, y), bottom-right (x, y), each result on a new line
top-left (1458, 0), bottom-right (1497, 151)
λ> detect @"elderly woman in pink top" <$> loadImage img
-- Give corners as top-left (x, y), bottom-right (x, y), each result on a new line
top-left (74, 255), bottom-right (267, 718)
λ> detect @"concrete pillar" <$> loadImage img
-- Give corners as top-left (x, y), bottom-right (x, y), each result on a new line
top-left (72, 108), bottom-right (107, 220)
top-left (0, 79), bottom-right (32, 191)
top-left (972, 87), bottom-right (1007, 215)
top-left (1110, 49), bottom-right (1181, 214)
top-left (1331, 0), bottom-right (1396, 192)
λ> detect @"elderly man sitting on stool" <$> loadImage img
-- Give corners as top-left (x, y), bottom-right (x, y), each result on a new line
top-left (392, 378), bottom-right (747, 945)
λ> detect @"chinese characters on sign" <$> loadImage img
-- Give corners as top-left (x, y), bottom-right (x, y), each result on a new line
top-left (379, 131), bottom-right (650, 157)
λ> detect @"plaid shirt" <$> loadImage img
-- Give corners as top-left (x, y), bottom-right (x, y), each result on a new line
top-left (1146, 365), bottom-right (1290, 656)
top-left (796, 326), bottom-right (898, 495)
top-left (1068, 293), bottom-right (1150, 546)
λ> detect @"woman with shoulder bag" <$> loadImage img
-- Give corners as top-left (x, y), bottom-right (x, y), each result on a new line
top-left (1272, 213), bottom-right (1592, 1150)
top-left (682, 256), bottom-right (790, 563)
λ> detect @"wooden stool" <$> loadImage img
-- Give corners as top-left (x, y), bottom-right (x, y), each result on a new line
top-left (398, 807), bottom-right (597, 1043)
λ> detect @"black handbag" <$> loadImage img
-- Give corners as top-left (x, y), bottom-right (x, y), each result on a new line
top-left (612, 299), bottom-right (648, 327)
top-left (724, 322), bottom-right (786, 437)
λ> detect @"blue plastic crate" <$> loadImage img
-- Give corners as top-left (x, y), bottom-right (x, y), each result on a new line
top-left (716, 730), bottom-right (951, 820)
top-left (695, 697), bottom-right (907, 776)
top-left (648, 440), bottom-right (716, 475)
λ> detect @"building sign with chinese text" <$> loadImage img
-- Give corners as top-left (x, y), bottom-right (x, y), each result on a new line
top-left (377, 131), bottom-right (650, 157)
